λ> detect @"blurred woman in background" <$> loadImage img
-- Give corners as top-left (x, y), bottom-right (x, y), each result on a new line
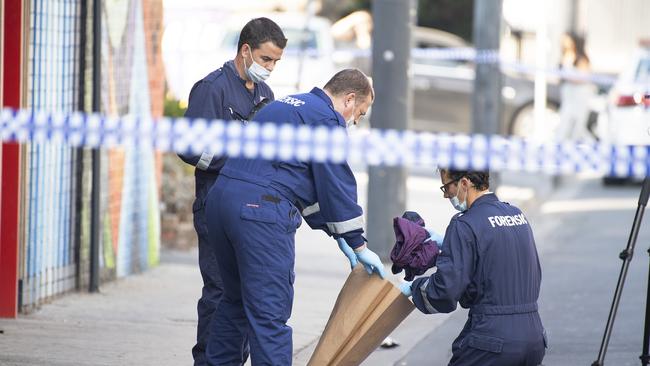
top-left (557, 32), bottom-right (595, 141)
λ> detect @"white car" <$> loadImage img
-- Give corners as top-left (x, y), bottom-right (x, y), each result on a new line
top-left (261, 14), bottom-right (336, 98)
top-left (598, 44), bottom-right (650, 146)
top-left (597, 42), bottom-right (650, 184)
top-left (163, 13), bottom-right (337, 104)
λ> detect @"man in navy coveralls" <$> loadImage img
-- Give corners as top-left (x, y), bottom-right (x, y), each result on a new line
top-left (204, 69), bottom-right (386, 365)
top-left (177, 17), bottom-right (286, 366)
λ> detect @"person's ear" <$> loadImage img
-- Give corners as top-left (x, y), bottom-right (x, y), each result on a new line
top-left (460, 177), bottom-right (468, 190)
top-left (345, 93), bottom-right (356, 107)
top-left (242, 44), bottom-right (251, 58)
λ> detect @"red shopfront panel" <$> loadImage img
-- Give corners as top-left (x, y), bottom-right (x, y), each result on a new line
top-left (0, 0), bottom-right (22, 318)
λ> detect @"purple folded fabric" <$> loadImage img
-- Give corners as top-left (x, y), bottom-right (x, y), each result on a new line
top-left (401, 211), bottom-right (426, 227)
top-left (390, 216), bottom-right (440, 281)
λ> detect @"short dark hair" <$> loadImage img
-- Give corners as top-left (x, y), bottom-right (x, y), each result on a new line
top-left (237, 17), bottom-right (287, 52)
top-left (440, 169), bottom-right (490, 191)
top-left (323, 69), bottom-right (374, 101)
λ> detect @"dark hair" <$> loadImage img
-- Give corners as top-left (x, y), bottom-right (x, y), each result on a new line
top-left (237, 18), bottom-right (287, 53)
top-left (323, 69), bottom-right (374, 101)
top-left (565, 31), bottom-right (590, 66)
top-left (440, 169), bottom-right (490, 191)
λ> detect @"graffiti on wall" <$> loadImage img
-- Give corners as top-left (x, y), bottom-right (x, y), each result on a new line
top-left (18, 0), bottom-right (163, 311)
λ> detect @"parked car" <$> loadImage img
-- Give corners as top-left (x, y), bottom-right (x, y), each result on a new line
top-left (409, 27), bottom-right (562, 137)
top-left (215, 13), bottom-right (337, 99)
top-left (162, 20), bottom-right (225, 104)
top-left (162, 13), bottom-right (337, 103)
top-left (596, 41), bottom-right (650, 184)
top-left (334, 26), bottom-right (564, 137)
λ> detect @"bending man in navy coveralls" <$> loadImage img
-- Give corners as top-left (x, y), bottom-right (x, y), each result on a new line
top-left (204, 69), bottom-right (386, 365)
top-left (401, 169), bottom-right (546, 366)
top-left (177, 18), bottom-right (286, 366)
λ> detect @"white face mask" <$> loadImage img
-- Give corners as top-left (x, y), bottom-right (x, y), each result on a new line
top-left (244, 46), bottom-right (271, 83)
top-left (449, 182), bottom-right (467, 211)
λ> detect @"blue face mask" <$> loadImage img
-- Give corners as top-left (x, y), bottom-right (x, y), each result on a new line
top-left (244, 45), bottom-right (271, 83)
top-left (449, 184), bottom-right (467, 212)
top-left (450, 195), bottom-right (467, 211)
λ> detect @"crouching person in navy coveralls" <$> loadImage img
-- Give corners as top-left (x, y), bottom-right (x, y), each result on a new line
top-left (204, 69), bottom-right (386, 366)
top-left (400, 169), bottom-right (546, 366)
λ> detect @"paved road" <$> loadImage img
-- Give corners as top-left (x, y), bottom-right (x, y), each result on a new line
top-left (398, 176), bottom-right (650, 366)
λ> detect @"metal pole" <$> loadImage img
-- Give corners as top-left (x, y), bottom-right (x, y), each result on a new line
top-left (568, 0), bottom-right (580, 33)
top-left (89, 0), bottom-right (101, 293)
top-left (533, 0), bottom-right (548, 142)
top-left (471, 0), bottom-right (502, 136)
top-left (366, 0), bottom-right (413, 261)
top-left (78, 0), bottom-right (87, 111)
top-left (74, 0), bottom-right (88, 292)
top-left (295, 0), bottom-right (315, 93)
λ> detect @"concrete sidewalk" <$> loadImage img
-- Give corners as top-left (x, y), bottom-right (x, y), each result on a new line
top-left (0, 259), bottom-right (198, 366)
top-left (0, 171), bottom-right (551, 366)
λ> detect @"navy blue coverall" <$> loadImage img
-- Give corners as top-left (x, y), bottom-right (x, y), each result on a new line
top-left (204, 87), bottom-right (365, 365)
top-left (178, 60), bottom-right (274, 366)
top-left (411, 193), bottom-right (546, 366)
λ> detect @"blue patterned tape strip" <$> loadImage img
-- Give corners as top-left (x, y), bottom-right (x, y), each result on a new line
top-left (0, 108), bottom-right (646, 178)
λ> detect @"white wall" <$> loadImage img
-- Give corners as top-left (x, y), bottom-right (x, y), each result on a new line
top-left (502, 0), bottom-right (650, 74)
top-left (577, 0), bottom-right (650, 73)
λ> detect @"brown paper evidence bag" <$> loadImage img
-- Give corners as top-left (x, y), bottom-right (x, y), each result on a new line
top-left (307, 265), bottom-right (416, 366)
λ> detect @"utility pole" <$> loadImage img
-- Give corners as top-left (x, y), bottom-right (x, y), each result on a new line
top-left (366, 0), bottom-right (414, 261)
top-left (533, 0), bottom-right (548, 142)
top-left (471, 0), bottom-right (503, 136)
top-left (568, 0), bottom-right (579, 33)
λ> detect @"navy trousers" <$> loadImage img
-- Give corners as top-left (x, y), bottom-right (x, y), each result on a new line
top-left (205, 176), bottom-right (301, 366)
top-left (192, 174), bottom-right (250, 365)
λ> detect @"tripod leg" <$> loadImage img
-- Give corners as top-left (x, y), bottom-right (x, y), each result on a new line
top-left (641, 248), bottom-right (650, 366)
top-left (592, 232), bottom-right (640, 366)
top-left (593, 177), bottom-right (650, 366)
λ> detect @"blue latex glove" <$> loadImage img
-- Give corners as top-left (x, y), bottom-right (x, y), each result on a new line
top-left (355, 246), bottom-right (386, 279)
top-left (337, 238), bottom-right (358, 270)
top-left (425, 228), bottom-right (444, 246)
top-left (399, 281), bottom-right (413, 297)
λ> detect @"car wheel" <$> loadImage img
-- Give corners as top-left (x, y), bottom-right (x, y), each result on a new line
top-left (509, 101), bottom-right (560, 141)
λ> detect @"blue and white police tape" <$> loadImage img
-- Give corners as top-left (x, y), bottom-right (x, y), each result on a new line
top-left (412, 48), bottom-right (615, 86)
top-left (0, 108), bottom-right (646, 178)
top-left (296, 47), bottom-right (501, 64)
top-left (500, 61), bottom-right (616, 87)
top-left (286, 46), bottom-right (616, 86)
top-left (411, 47), bottom-right (501, 64)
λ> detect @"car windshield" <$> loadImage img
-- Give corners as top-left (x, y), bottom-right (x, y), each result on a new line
top-left (283, 28), bottom-right (318, 51)
top-left (222, 28), bottom-right (319, 52)
top-left (635, 57), bottom-right (650, 84)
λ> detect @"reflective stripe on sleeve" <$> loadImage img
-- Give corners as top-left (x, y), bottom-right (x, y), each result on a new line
top-left (302, 202), bottom-right (320, 217)
top-left (196, 152), bottom-right (214, 171)
top-left (419, 279), bottom-right (439, 314)
top-left (326, 215), bottom-right (364, 234)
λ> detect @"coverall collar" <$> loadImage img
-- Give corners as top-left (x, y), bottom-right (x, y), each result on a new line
top-left (224, 60), bottom-right (256, 93)
top-left (470, 192), bottom-right (497, 208)
top-left (310, 87), bottom-right (346, 127)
